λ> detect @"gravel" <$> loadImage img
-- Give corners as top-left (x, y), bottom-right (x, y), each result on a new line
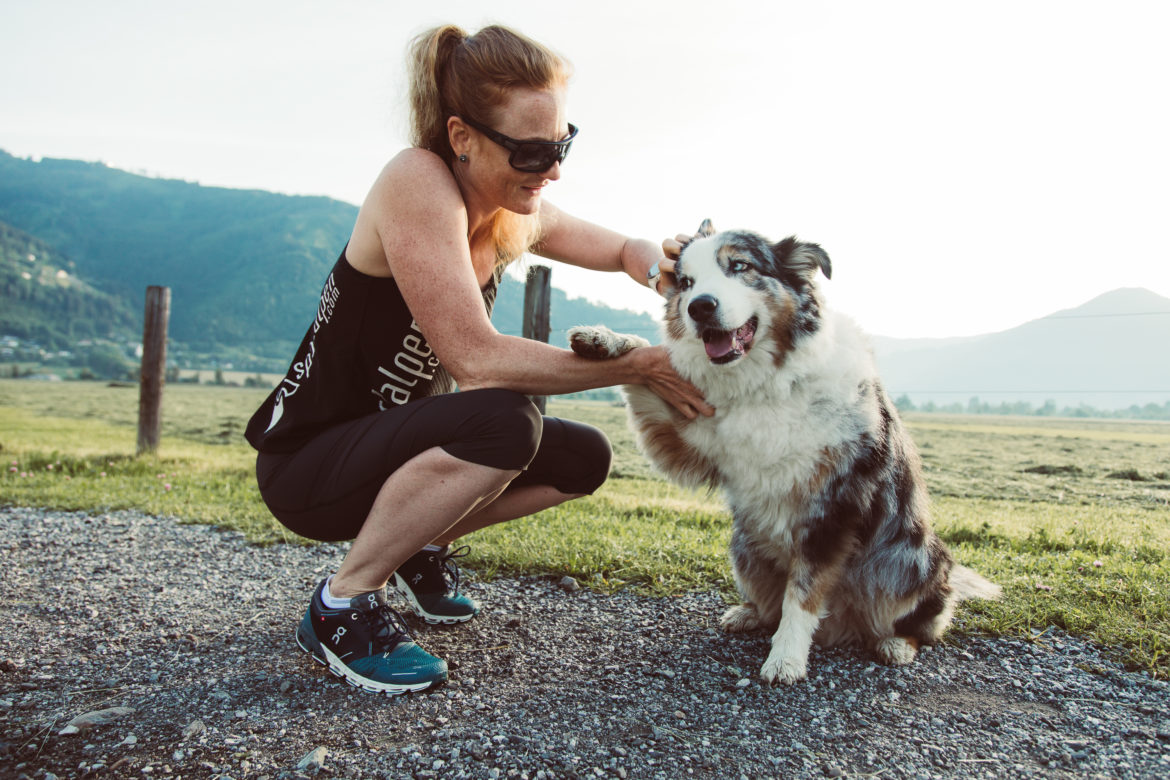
top-left (1, 506), bottom-right (1168, 779)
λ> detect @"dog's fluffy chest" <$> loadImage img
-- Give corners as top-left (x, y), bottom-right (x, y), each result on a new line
top-left (685, 388), bottom-right (855, 521)
top-left (679, 336), bottom-right (875, 544)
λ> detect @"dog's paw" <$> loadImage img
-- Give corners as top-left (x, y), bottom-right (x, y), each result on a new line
top-left (876, 636), bottom-right (919, 666)
top-left (719, 603), bottom-right (762, 633)
top-left (568, 325), bottom-right (649, 359)
top-left (759, 652), bottom-right (808, 685)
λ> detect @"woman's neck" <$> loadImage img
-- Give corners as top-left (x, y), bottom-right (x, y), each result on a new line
top-left (452, 166), bottom-right (499, 246)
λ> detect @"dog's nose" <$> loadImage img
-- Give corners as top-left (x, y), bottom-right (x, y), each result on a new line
top-left (688, 294), bottom-right (718, 322)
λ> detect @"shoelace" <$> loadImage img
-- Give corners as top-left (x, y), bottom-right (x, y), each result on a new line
top-left (438, 545), bottom-right (471, 595)
top-left (363, 601), bottom-right (415, 654)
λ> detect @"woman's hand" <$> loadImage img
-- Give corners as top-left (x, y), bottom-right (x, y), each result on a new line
top-left (661, 232), bottom-right (696, 261)
top-left (654, 231), bottom-right (704, 294)
top-left (630, 345), bottom-right (714, 420)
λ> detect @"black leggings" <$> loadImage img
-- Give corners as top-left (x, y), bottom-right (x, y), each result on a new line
top-left (255, 388), bottom-right (612, 542)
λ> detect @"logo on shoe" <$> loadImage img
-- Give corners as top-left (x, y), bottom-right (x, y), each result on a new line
top-left (331, 626), bottom-right (347, 645)
top-left (412, 573), bottom-right (423, 585)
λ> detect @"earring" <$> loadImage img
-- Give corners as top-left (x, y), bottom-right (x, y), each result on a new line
top-left (458, 154), bottom-right (468, 163)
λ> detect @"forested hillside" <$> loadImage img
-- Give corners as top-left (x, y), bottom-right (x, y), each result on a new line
top-left (0, 151), bottom-right (358, 361)
top-left (0, 220), bottom-right (136, 347)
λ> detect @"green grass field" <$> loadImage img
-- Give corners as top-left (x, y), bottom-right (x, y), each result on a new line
top-left (2, 378), bottom-right (1168, 677)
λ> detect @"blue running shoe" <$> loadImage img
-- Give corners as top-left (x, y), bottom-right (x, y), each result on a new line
top-left (392, 545), bottom-right (481, 625)
top-left (295, 579), bottom-right (447, 694)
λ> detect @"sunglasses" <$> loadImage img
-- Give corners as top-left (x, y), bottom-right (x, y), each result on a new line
top-left (459, 115), bottom-right (578, 173)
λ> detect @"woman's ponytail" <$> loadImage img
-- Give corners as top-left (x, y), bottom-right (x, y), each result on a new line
top-left (408, 24), bottom-right (467, 164)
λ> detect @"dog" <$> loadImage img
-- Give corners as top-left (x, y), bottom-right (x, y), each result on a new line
top-left (569, 220), bottom-right (1000, 685)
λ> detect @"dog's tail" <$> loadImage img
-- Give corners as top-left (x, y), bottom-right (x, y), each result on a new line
top-left (950, 565), bottom-right (1002, 602)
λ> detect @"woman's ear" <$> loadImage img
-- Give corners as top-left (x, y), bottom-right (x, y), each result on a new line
top-left (447, 116), bottom-right (472, 159)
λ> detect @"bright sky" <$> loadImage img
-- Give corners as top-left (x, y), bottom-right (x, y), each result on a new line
top-left (3, 0), bottom-right (1168, 338)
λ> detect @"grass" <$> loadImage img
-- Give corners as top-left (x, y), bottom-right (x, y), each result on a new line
top-left (2, 379), bottom-right (1168, 677)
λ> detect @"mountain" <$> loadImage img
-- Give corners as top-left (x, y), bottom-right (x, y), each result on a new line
top-left (0, 150), bottom-right (658, 368)
top-left (0, 150), bottom-right (355, 362)
top-left (874, 288), bottom-right (1170, 410)
top-left (1, 220), bottom-right (137, 347)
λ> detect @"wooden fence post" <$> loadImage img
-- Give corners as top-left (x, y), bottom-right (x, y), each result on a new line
top-left (522, 265), bottom-right (552, 414)
top-left (137, 286), bottom-right (171, 455)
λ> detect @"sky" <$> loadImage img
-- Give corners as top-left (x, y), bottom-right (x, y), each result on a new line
top-left (2, 0), bottom-right (1168, 339)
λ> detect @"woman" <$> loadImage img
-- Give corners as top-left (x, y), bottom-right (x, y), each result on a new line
top-left (245, 23), bottom-right (711, 695)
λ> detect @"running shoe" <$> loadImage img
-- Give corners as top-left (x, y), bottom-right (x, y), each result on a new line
top-left (392, 545), bottom-right (481, 625)
top-left (295, 579), bottom-right (447, 694)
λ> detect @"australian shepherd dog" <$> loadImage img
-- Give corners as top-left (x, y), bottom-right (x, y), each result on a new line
top-left (570, 220), bottom-right (1000, 685)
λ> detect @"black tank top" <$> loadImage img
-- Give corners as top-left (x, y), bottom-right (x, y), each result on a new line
top-left (245, 245), bottom-right (504, 453)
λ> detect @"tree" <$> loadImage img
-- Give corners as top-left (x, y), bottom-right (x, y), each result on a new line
top-left (84, 344), bottom-right (131, 379)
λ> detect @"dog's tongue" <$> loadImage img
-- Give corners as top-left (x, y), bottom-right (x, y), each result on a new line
top-left (703, 331), bottom-right (736, 359)
top-left (703, 321), bottom-right (757, 360)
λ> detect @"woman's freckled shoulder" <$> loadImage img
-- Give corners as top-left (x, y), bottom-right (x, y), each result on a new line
top-left (384, 148), bottom-right (448, 177)
top-left (365, 149), bottom-right (456, 209)
top-left (376, 149), bottom-right (457, 195)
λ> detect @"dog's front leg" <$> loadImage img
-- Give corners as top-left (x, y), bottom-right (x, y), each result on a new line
top-left (758, 557), bottom-right (843, 685)
top-left (759, 578), bottom-right (821, 685)
top-left (567, 325), bottom-right (649, 359)
top-left (721, 523), bottom-right (786, 634)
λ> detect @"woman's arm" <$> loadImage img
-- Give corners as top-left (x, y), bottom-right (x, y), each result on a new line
top-left (366, 151), bottom-right (711, 418)
top-left (533, 202), bottom-right (671, 295)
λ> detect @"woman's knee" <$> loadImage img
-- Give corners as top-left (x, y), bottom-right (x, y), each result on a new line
top-left (514, 417), bottom-right (612, 495)
top-left (571, 424), bottom-right (613, 494)
top-left (441, 388), bottom-right (543, 471)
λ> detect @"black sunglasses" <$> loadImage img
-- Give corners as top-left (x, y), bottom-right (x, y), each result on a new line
top-left (458, 115), bottom-right (578, 173)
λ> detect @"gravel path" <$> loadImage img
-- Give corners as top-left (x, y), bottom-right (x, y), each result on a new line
top-left (1, 506), bottom-right (1168, 779)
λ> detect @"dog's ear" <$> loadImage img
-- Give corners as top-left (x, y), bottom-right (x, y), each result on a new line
top-left (675, 219), bottom-right (716, 254)
top-left (773, 237), bottom-right (832, 280)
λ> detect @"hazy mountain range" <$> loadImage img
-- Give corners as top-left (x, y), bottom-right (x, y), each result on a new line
top-left (1, 149), bottom-right (1167, 410)
top-left (872, 286), bottom-right (1170, 410)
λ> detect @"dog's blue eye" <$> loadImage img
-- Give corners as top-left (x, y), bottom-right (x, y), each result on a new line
top-left (729, 260), bottom-right (750, 274)
top-left (677, 276), bottom-right (693, 291)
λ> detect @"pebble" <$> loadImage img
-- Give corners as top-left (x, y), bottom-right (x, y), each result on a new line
top-left (296, 746), bottom-right (327, 771)
top-left (2, 506), bottom-right (1169, 780)
top-left (181, 719), bottom-right (205, 740)
top-left (57, 706), bottom-right (136, 735)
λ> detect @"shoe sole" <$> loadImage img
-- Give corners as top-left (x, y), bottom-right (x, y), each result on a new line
top-left (295, 625), bottom-right (440, 695)
top-left (392, 574), bottom-right (479, 625)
